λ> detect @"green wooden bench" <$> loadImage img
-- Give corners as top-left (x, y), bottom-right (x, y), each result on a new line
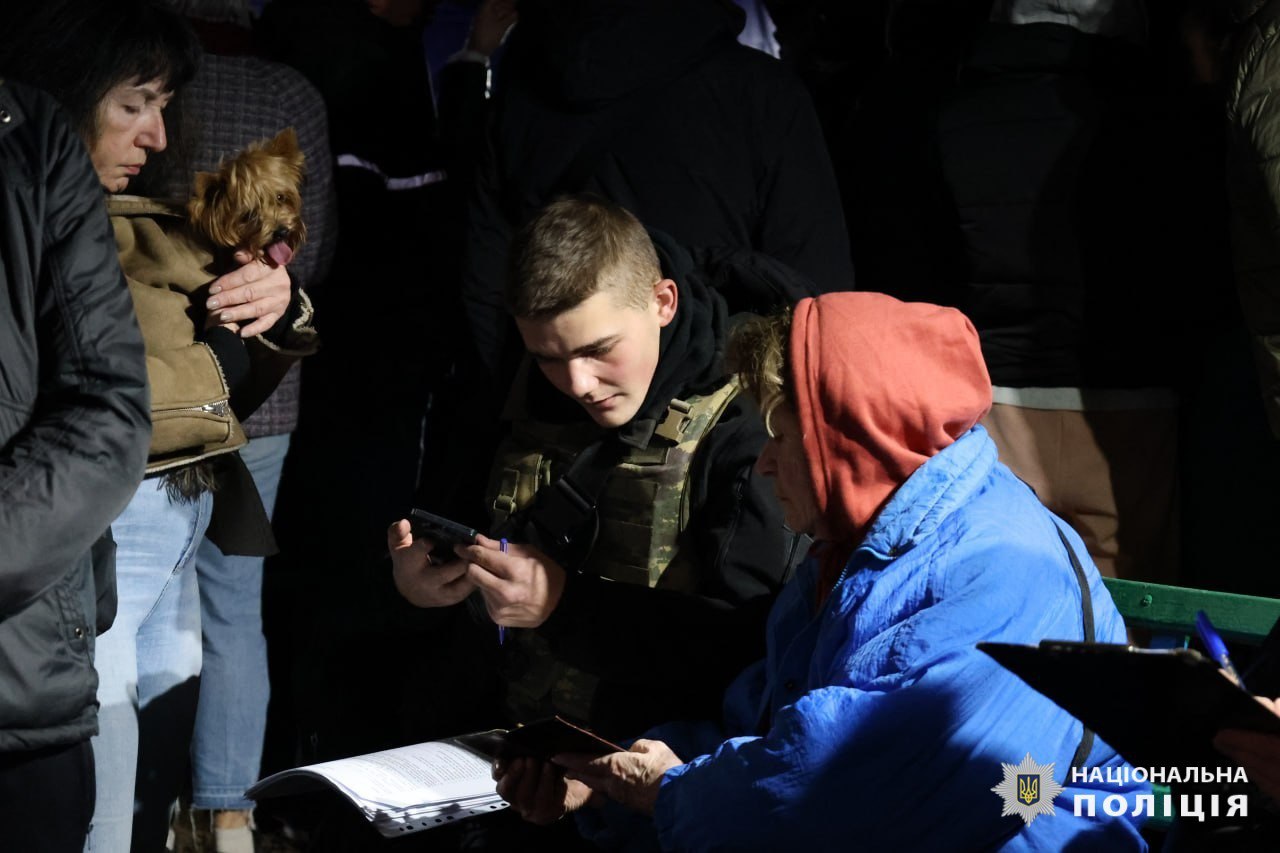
top-left (1100, 578), bottom-right (1280, 832)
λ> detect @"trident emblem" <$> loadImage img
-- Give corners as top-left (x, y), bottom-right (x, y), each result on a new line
top-left (1017, 774), bottom-right (1040, 806)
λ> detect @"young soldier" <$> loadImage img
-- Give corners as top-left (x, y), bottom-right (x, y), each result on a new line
top-left (390, 196), bottom-right (798, 738)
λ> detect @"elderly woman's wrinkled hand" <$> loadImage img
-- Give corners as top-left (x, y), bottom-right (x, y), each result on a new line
top-left (557, 739), bottom-right (682, 816)
top-left (493, 756), bottom-right (595, 825)
top-left (205, 252), bottom-right (292, 338)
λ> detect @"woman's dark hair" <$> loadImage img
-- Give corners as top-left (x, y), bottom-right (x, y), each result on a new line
top-left (0, 0), bottom-right (200, 146)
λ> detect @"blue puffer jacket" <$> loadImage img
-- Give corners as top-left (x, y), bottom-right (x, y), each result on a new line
top-left (647, 427), bottom-right (1147, 852)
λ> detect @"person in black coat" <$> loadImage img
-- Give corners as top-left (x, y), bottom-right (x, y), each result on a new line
top-left (0, 78), bottom-right (151, 853)
top-left (848, 0), bottom-right (1186, 585)
top-left (461, 0), bottom-right (853, 394)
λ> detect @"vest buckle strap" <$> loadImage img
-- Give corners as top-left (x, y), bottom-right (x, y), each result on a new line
top-left (654, 398), bottom-right (694, 443)
top-left (492, 468), bottom-right (522, 522)
top-left (531, 470), bottom-right (598, 549)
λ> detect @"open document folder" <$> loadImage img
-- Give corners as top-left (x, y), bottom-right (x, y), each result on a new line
top-left (979, 641), bottom-right (1280, 771)
top-left (246, 716), bottom-right (622, 838)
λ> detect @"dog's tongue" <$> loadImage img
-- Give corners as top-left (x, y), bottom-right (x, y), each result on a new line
top-left (267, 241), bottom-right (294, 267)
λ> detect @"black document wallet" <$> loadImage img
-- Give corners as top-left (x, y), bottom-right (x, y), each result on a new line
top-left (455, 716), bottom-right (624, 763)
top-left (979, 641), bottom-right (1280, 770)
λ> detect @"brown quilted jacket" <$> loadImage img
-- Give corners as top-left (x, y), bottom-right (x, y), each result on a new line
top-left (107, 195), bottom-right (317, 474)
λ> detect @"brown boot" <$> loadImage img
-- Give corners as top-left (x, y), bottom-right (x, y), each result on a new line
top-left (168, 802), bottom-right (215, 853)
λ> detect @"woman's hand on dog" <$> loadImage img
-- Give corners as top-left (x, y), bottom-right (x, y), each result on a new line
top-left (205, 251), bottom-right (292, 338)
top-left (203, 313), bottom-right (239, 334)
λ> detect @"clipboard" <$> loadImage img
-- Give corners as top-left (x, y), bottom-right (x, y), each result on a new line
top-left (979, 641), bottom-right (1280, 770)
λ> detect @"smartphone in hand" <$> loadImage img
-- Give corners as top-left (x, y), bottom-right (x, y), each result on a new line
top-left (408, 508), bottom-right (479, 553)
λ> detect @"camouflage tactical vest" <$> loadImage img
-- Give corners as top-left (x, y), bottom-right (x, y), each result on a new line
top-left (486, 377), bottom-right (741, 727)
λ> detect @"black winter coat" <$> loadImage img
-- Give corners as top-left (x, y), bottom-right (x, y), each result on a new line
top-left (462, 0), bottom-right (852, 387)
top-left (851, 23), bottom-right (1184, 388)
top-left (0, 80), bottom-right (150, 751)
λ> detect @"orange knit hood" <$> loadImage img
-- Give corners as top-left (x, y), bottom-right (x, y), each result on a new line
top-left (789, 293), bottom-right (992, 592)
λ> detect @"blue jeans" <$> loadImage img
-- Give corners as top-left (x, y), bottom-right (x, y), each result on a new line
top-left (88, 478), bottom-right (210, 852)
top-left (190, 434), bottom-right (290, 811)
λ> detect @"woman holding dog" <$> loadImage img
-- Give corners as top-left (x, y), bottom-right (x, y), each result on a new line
top-left (0, 1), bottom-right (315, 849)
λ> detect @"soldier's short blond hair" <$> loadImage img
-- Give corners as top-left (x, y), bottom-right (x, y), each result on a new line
top-left (506, 195), bottom-right (661, 320)
top-left (727, 308), bottom-right (794, 435)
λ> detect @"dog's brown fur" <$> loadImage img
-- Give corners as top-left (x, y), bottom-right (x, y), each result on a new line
top-left (187, 127), bottom-right (306, 265)
top-left (167, 128), bottom-right (306, 500)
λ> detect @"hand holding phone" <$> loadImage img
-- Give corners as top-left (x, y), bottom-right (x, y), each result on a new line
top-left (408, 508), bottom-right (479, 554)
top-left (390, 514), bottom-right (475, 607)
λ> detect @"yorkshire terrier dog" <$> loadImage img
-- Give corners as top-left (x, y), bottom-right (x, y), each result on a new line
top-left (187, 127), bottom-right (306, 267)
top-left (164, 128), bottom-right (309, 499)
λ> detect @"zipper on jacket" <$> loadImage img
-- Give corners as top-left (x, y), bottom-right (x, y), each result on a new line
top-left (152, 398), bottom-right (231, 420)
top-left (195, 400), bottom-right (229, 417)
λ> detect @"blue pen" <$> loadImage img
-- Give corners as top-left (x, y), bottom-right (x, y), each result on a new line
top-left (1195, 610), bottom-right (1245, 690)
top-left (498, 538), bottom-right (508, 645)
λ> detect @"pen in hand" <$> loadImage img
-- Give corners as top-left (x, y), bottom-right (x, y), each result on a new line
top-left (498, 538), bottom-right (508, 645)
top-left (1196, 609), bottom-right (1247, 691)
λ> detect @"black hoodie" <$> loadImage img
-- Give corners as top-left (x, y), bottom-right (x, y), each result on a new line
top-left (462, 0), bottom-right (851, 389)
top-left (507, 232), bottom-right (797, 736)
top-left (515, 0), bottom-right (743, 108)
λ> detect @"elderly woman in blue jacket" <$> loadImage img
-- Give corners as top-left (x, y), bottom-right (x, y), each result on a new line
top-left (495, 292), bottom-right (1148, 851)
